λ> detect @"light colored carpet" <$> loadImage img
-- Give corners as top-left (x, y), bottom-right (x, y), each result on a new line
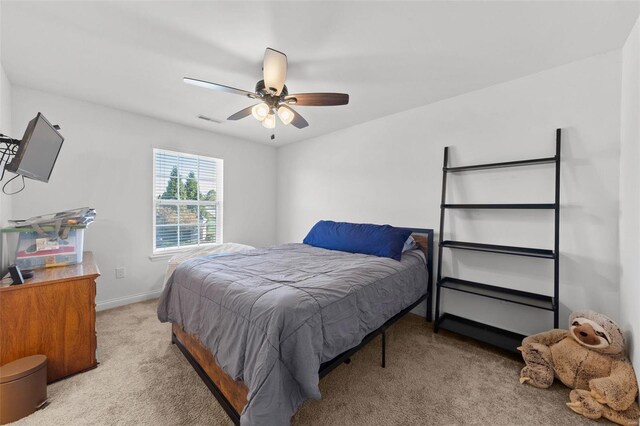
top-left (13, 299), bottom-right (599, 425)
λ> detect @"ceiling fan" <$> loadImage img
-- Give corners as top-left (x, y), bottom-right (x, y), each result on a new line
top-left (184, 48), bottom-right (349, 130)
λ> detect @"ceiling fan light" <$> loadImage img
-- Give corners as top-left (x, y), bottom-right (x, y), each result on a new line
top-left (251, 103), bottom-right (270, 121)
top-left (262, 113), bottom-right (276, 129)
top-left (277, 106), bottom-right (294, 125)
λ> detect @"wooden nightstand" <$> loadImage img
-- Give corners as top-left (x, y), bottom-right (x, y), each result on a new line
top-left (0, 252), bottom-right (100, 383)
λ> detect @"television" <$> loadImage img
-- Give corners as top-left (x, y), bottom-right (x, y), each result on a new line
top-left (5, 113), bottom-right (64, 183)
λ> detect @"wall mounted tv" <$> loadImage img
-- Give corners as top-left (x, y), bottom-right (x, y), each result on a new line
top-left (5, 113), bottom-right (64, 183)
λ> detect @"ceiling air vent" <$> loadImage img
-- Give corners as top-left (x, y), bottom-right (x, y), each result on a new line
top-left (197, 115), bottom-right (224, 124)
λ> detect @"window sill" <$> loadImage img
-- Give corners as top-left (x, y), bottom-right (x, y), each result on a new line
top-left (148, 248), bottom-right (193, 261)
top-left (148, 244), bottom-right (222, 261)
top-left (148, 252), bottom-right (176, 261)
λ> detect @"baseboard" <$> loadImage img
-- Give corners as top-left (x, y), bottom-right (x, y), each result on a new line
top-left (410, 299), bottom-right (428, 317)
top-left (96, 289), bottom-right (163, 311)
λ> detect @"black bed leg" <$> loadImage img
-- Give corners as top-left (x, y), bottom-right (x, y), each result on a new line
top-left (381, 331), bottom-right (386, 368)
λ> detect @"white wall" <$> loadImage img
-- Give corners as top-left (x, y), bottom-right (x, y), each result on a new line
top-left (0, 0), bottom-right (13, 273)
top-left (277, 51), bottom-right (622, 335)
top-left (0, 66), bottom-right (10, 141)
top-left (0, 64), bottom-right (11, 273)
top-left (620, 17), bottom-right (640, 380)
top-left (10, 86), bottom-right (277, 309)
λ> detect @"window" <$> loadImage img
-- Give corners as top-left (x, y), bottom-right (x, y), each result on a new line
top-left (153, 149), bottom-right (223, 253)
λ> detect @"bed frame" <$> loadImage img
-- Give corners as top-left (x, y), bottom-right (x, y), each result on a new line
top-left (171, 228), bottom-right (434, 425)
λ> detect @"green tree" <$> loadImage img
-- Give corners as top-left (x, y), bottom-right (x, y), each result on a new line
top-left (184, 171), bottom-right (199, 201)
top-left (202, 189), bottom-right (216, 202)
top-left (157, 165), bottom-right (218, 245)
top-left (160, 166), bottom-right (187, 200)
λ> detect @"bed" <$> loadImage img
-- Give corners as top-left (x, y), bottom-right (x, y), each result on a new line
top-left (157, 227), bottom-right (433, 425)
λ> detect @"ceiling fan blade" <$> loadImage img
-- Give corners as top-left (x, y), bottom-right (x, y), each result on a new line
top-left (184, 77), bottom-right (257, 98)
top-left (283, 93), bottom-right (349, 106)
top-left (227, 104), bottom-right (257, 121)
top-left (263, 48), bottom-right (287, 96)
top-left (280, 105), bottom-right (309, 129)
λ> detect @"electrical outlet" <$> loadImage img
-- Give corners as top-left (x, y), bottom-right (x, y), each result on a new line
top-left (115, 267), bottom-right (126, 279)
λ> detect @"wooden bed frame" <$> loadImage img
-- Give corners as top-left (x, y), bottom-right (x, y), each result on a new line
top-left (171, 228), bottom-right (434, 425)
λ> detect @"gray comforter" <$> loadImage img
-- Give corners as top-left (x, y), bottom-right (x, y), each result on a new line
top-left (157, 243), bottom-right (428, 425)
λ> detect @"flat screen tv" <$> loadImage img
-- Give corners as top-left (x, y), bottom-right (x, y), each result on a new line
top-left (5, 113), bottom-right (64, 183)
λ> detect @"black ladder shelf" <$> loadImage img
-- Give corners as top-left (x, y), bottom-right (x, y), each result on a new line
top-left (434, 129), bottom-right (561, 354)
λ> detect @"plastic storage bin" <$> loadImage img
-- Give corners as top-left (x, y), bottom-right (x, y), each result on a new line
top-left (14, 228), bottom-right (85, 269)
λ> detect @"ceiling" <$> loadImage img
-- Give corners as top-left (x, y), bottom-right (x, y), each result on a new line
top-left (2, 1), bottom-right (639, 146)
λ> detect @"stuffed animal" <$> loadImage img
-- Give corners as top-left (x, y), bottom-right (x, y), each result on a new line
top-left (519, 310), bottom-right (640, 426)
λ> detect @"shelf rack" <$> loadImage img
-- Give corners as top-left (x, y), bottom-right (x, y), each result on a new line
top-left (434, 129), bottom-right (561, 353)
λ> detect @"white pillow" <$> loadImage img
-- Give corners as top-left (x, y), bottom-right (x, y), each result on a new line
top-left (402, 236), bottom-right (417, 252)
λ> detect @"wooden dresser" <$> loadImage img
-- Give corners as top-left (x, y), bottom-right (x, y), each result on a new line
top-left (0, 252), bottom-right (100, 383)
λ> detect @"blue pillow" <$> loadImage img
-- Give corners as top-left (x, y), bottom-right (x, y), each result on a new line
top-left (303, 221), bottom-right (412, 261)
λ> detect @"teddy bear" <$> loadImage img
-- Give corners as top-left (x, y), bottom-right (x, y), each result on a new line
top-left (518, 310), bottom-right (639, 426)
